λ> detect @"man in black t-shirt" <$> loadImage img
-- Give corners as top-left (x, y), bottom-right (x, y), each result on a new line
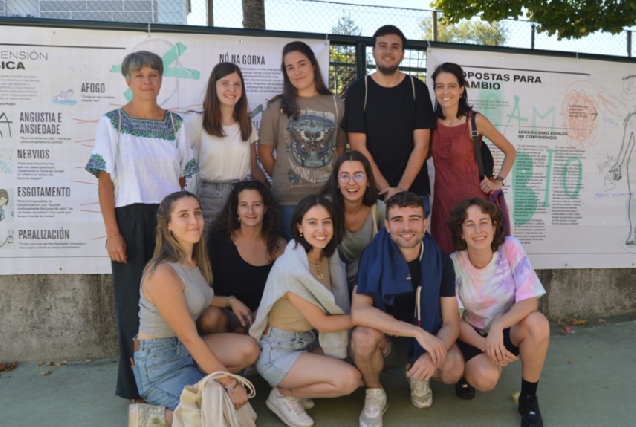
top-left (351, 192), bottom-right (462, 427)
top-left (343, 25), bottom-right (435, 216)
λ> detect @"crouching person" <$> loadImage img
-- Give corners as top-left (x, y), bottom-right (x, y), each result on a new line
top-left (249, 195), bottom-right (362, 427)
top-left (131, 191), bottom-right (259, 426)
top-left (350, 192), bottom-right (463, 427)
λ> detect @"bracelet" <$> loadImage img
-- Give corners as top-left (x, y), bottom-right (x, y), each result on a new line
top-left (226, 295), bottom-right (235, 308)
top-left (222, 378), bottom-right (239, 393)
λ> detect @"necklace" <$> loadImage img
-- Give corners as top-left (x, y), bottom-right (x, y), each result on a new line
top-left (309, 258), bottom-right (324, 280)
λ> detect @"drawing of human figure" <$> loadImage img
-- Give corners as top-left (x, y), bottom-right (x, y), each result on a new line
top-left (610, 110), bottom-right (636, 245)
top-left (0, 189), bottom-right (8, 221)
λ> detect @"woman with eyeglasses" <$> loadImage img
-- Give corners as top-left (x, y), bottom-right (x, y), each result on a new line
top-left (322, 151), bottom-right (385, 291)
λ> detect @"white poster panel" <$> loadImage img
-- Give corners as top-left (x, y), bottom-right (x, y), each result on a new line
top-left (0, 26), bottom-right (329, 274)
top-left (427, 47), bottom-right (636, 269)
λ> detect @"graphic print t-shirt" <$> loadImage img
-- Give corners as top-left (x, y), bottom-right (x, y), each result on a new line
top-left (260, 95), bottom-right (346, 206)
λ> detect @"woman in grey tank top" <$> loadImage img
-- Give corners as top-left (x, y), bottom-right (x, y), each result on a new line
top-left (131, 191), bottom-right (259, 426)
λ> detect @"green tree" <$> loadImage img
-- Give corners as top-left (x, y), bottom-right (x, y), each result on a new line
top-left (421, 17), bottom-right (507, 46)
top-left (430, 0), bottom-right (636, 39)
top-left (330, 15), bottom-right (361, 96)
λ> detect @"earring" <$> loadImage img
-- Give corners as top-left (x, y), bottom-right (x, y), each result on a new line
top-left (237, 216), bottom-right (241, 223)
top-left (300, 232), bottom-right (303, 237)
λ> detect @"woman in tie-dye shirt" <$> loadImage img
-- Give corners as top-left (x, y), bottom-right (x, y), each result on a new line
top-left (447, 197), bottom-right (549, 427)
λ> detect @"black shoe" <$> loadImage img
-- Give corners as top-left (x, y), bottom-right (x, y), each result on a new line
top-left (455, 377), bottom-right (475, 400)
top-left (518, 394), bottom-right (544, 427)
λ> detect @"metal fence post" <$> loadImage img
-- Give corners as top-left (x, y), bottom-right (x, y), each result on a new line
top-left (531, 24), bottom-right (535, 49)
top-left (433, 11), bottom-right (438, 41)
top-left (207, 0), bottom-right (213, 26)
top-left (356, 42), bottom-right (367, 79)
top-left (628, 31), bottom-right (632, 57)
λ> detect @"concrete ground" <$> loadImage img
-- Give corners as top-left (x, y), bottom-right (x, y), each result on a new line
top-left (1, 319), bottom-right (634, 427)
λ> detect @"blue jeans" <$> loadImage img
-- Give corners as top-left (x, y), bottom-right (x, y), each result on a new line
top-left (421, 195), bottom-right (431, 218)
top-left (131, 337), bottom-right (203, 409)
top-left (280, 205), bottom-right (296, 242)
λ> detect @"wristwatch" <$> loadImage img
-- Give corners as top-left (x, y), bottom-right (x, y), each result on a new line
top-left (495, 176), bottom-right (506, 186)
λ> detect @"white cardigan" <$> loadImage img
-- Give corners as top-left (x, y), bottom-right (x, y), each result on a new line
top-left (249, 240), bottom-right (350, 359)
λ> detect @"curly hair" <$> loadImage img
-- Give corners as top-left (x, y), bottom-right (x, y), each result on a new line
top-left (446, 197), bottom-right (505, 252)
top-left (144, 191), bottom-right (212, 285)
top-left (208, 180), bottom-right (282, 262)
top-left (290, 195), bottom-right (343, 257)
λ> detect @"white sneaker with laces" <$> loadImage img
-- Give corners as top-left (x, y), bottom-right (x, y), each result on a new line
top-left (408, 377), bottom-right (433, 408)
top-left (298, 398), bottom-right (315, 410)
top-left (359, 388), bottom-right (388, 427)
top-left (266, 388), bottom-right (314, 427)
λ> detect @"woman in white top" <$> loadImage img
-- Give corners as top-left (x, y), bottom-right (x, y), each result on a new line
top-left (132, 190), bottom-right (259, 426)
top-left (185, 62), bottom-right (267, 234)
top-left (85, 51), bottom-right (198, 401)
top-left (321, 150), bottom-right (385, 291)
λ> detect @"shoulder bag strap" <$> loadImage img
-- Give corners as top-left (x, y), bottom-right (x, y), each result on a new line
top-left (471, 112), bottom-right (486, 178)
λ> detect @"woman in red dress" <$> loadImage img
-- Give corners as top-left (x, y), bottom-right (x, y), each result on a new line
top-left (430, 62), bottom-right (516, 254)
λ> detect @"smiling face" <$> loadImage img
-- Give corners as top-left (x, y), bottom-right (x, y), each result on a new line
top-left (126, 65), bottom-right (162, 101)
top-left (237, 189), bottom-right (266, 228)
top-left (373, 34), bottom-right (404, 75)
top-left (297, 204), bottom-right (333, 251)
top-left (385, 204), bottom-right (426, 250)
top-left (167, 196), bottom-right (204, 246)
top-left (284, 50), bottom-right (316, 94)
top-left (215, 71), bottom-right (243, 108)
top-left (434, 71), bottom-right (464, 110)
top-left (337, 160), bottom-right (369, 204)
top-left (461, 205), bottom-right (496, 252)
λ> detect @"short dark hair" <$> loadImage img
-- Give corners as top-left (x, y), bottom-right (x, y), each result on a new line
top-left (446, 197), bottom-right (505, 252)
top-left (372, 25), bottom-right (407, 50)
top-left (431, 62), bottom-right (472, 120)
top-left (385, 191), bottom-right (424, 219)
top-left (321, 150), bottom-right (378, 208)
top-left (290, 195), bottom-right (343, 257)
top-left (121, 51), bottom-right (163, 80)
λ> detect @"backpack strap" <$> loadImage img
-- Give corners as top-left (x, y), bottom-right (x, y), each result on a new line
top-left (409, 74), bottom-right (416, 100)
top-left (333, 95), bottom-right (339, 144)
top-left (470, 112), bottom-right (486, 178)
top-left (364, 75), bottom-right (368, 112)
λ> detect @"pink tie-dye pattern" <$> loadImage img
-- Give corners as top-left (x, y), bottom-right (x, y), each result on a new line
top-left (451, 236), bottom-right (545, 334)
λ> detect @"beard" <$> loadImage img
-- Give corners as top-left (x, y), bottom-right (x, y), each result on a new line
top-left (377, 64), bottom-right (399, 76)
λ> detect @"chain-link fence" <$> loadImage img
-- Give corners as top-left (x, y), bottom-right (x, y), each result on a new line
top-left (2, 0), bottom-right (633, 57)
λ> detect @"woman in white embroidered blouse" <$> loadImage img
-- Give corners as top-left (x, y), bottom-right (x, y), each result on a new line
top-left (85, 51), bottom-right (198, 401)
top-left (184, 62), bottom-right (267, 235)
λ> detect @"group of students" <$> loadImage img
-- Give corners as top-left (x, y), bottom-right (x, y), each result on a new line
top-left (85, 24), bottom-right (548, 427)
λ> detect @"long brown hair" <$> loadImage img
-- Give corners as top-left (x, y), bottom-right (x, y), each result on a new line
top-left (269, 41), bottom-right (332, 120)
top-left (144, 191), bottom-right (213, 285)
top-left (202, 62), bottom-right (252, 141)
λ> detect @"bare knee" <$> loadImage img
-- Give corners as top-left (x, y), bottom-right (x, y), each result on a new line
top-left (439, 346), bottom-right (464, 385)
top-left (467, 367), bottom-right (500, 392)
top-left (524, 312), bottom-right (550, 342)
top-left (350, 326), bottom-right (384, 359)
top-left (239, 337), bottom-right (260, 368)
top-left (335, 366), bottom-right (362, 395)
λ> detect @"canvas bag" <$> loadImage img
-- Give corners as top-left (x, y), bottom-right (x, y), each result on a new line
top-left (172, 372), bottom-right (257, 427)
top-left (470, 112), bottom-right (511, 236)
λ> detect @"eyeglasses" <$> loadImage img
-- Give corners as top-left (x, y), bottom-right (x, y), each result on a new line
top-left (338, 172), bottom-right (366, 184)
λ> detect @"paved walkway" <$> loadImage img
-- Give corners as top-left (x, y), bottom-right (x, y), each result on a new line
top-left (2, 319), bottom-right (634, 426)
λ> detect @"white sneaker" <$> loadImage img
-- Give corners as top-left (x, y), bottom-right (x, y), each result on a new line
top-left (266, 388), bottom-right (314, 427)
top-left (359, 388), bottom-right (388, 427)
top-left (298, 398), bottom-right (315, 409)
top-left (408, 377), bottom-right (433, 408)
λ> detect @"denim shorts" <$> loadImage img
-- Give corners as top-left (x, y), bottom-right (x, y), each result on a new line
top-left (131, 337), bottom-right (203, 409)
top-left (255, 326), bottom-right (318, 387)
